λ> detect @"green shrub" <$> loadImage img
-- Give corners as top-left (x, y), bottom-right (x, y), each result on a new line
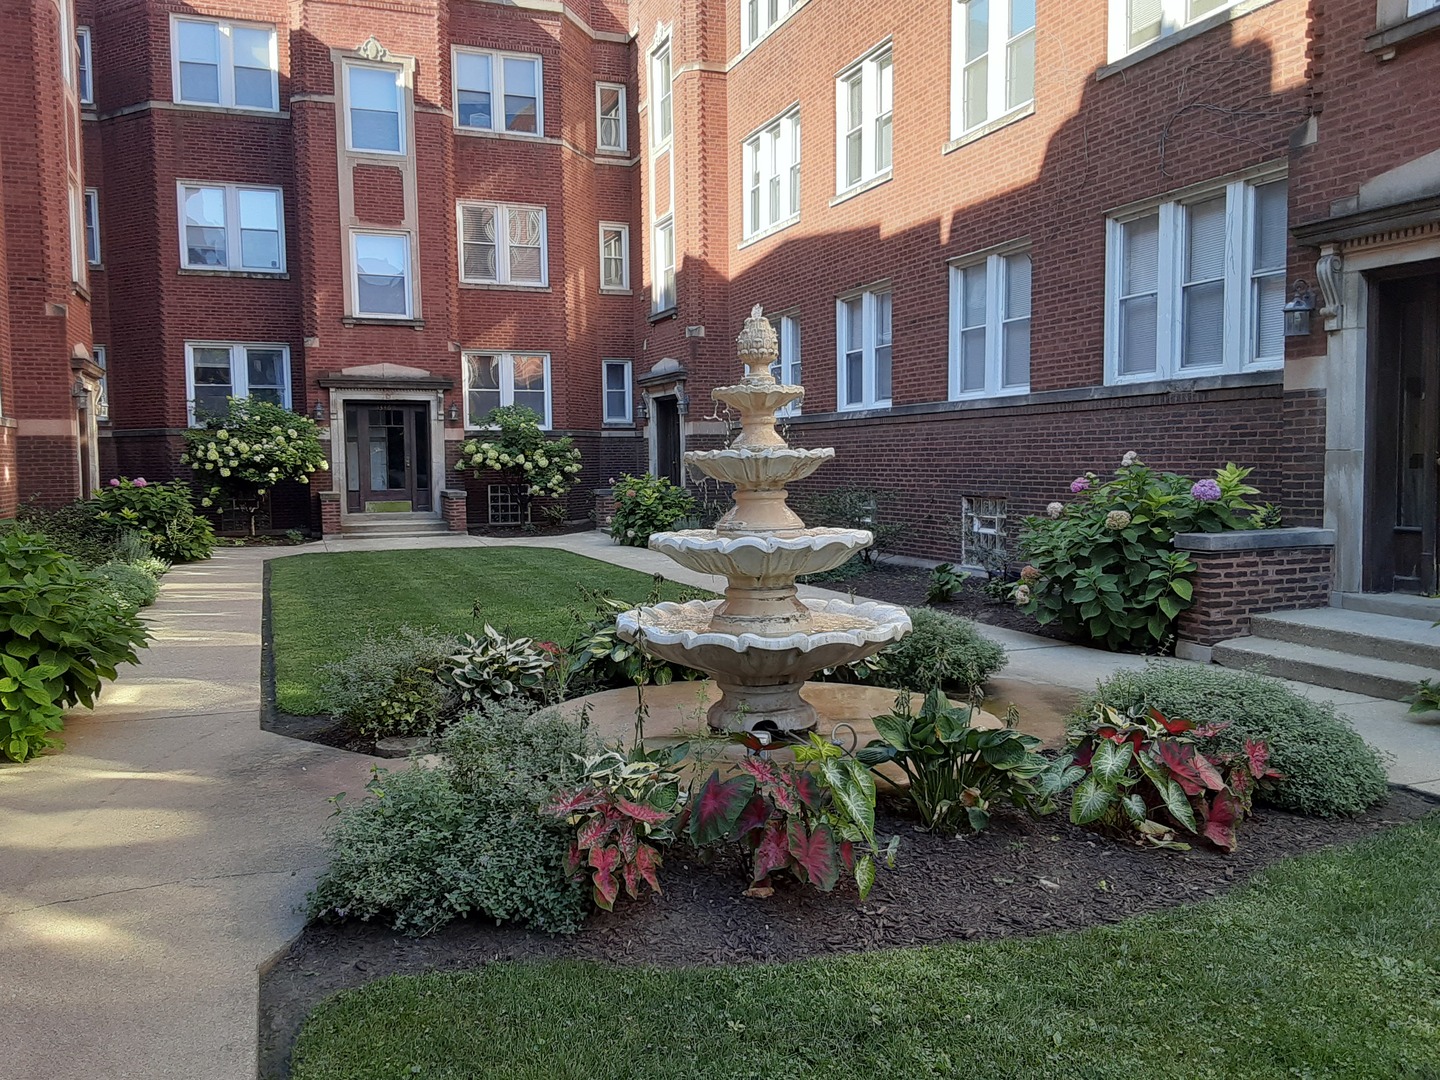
top-left (129, 556), bottom-right (171, 582)
top-left (0, 531), bottom-right (148, 762)
top-left (437, 625), bottom-right (557, 706)
top-left (13, 499), bottom-right (119, 567)
top-left (93, 478), bottom-right (215, 562)
top-left (454, 405), bottom-right (583, 509)
top-left (318, 626), bottom-right (459, 736)
top-left (799, 487), bottom-right (904, 564)
top-left (608, 473), bottom-right (696, 547)
top-left (875, 608), bottom-right (1008, 695)
top-left (92, 561), bottom-right (160, 612)
top-left (307, 698), bottom-right (594, 935)
top-left (926, 563), bottom-right (968, 603)
top-left (1073, 664), bottom-right (1390, 817)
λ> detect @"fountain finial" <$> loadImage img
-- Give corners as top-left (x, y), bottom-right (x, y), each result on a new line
top-left (736, 304), bottom-right (779, 383)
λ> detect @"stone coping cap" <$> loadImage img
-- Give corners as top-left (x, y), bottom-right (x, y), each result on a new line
top-left (1173, 527), bottom-right (1336, 552)
top-left (439, 489), bottom-right (468, 499)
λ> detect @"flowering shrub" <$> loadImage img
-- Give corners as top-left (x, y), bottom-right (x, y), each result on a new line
top-left (93, 478), bottom-right (216, 562)
top-left (608, 473), bottom-right (696, 547)
top-left (455, 406), bottom-right (583, 517)
top-left (1017, 456), bottom-right (1272, 651)
top-left (181, 398), bottom-right (328, 534)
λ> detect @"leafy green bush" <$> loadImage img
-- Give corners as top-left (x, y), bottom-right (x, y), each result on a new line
top-left (926, 563), bottom-right (968, 603)
top-left (1408, 679), bottom-right (1440, 715)
top-left (1019, 457), bottom-right (1272, 651)
top-left (92, 561), bottom-right (160, 612)
top-left (307, 698), bottom-right (594, 935)
top-left (875, 608), bottom-right (1008, 694)
top-left (608, 473), bottom-right (696, 547)
top-left (317, 626), bottom-right (458, 737)
top-left (455, 405), bottom-right (583, 506)
top-left (92, 478), bottom-right (215, 562)
top-left (799, 487), bottom-right (904, 564)
top-left (1073, 664), bottom-right (1390, 817)
top-left (437, 625), bottom-right (556, 706)
top-left (1, 531), bottom-right (148, 762)
top-left (13, 499), bottom-right (119, 567)
top-left (565, 581), bottom-right (705, 693)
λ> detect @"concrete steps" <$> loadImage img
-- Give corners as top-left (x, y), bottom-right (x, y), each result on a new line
top-left (339, 513), bottom-right (452, 540)
top-left (1338, 591), bottom-right (1440, 622)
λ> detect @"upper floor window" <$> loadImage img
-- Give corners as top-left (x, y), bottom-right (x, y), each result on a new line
top-left (596, 82), bottom-right (626, 153)
top-left (952, 0), bottom-right (1035, 138)
top-left (743, 109), bottom-right (800, 239)
top-left (1114, 0), bottom-right (1236, 55)
top-left (742, 0), bottom-right (800, 50)
top-left (171, 16), bottom-right (278, 111)
top-left (600, 223), bottom-right (630, 291)
top-left (186, 342), bottom-right (290, 424)
top-left (836, 45), bottom-right (892, 193)
top-left (464, 352), bottom-right (551, 427)
top-left (769, 314), bottom-right (801, 416)
top-left (603, 360), bottom-right (633, 423)
top-left (68, 182), bottom-right (86, 284)
top-left (352, 231), bottom-right (412, 318)
top-left (1409, 0), bottom-right (1440, 13)
top-left (837, 287), bottom-right (892, 409)
top-left (346, 63), bottom-right (404, 154)
top-left (458, 203), bottom-right (547, 286)
top-left (94, 345), bottom-right (109, 421)
top-left (949, 249), bottom-right (1031, 399)
top-left (653, 217), bottom-right (676, 312)
top-left (77, 26), bottom-right (93, 105)
top-left (84, 188), bottom-right (100, 265)
top-left (454, 49), bottom-right (542, 136)
top-left (651, 43), bottom-right (672, 145)
top-left (179, 183), bottom-right (284, 272)
top-left (1107, 173), bottom-right (1287, 383)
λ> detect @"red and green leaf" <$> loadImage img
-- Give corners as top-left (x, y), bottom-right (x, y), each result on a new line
top-left (589, 844), bottom-right (621, 911)
top-left (786, 820), bottom-right (840, 892)
top-left (634, 843), bottom-right (663, 894)
top-left (544, 787), bottom-right (605, 817)
top-left (738, 756), bottom-right (781, 786)
top-left (615, 799), bottom-right (672, 826)
top-left (1244, 738), bottom-right (1272, 779)
top-left (792, 769), bottom-right (825, 810)
top-left (577, 809), bottom-right (618, 850)
top-left (1202, 789), bottom-right (1242, 851)
top-left (734, 793), bottom-right (773, 840)
top-left (750, 819), bottom-right (792, 888)
top-left (1150, 708), bottom-right (1193, 735)
top-left (688, 770), bottom-right (757, 846)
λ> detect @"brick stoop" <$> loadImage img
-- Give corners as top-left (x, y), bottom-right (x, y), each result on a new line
top-left (339, 512), bottom-right (451, 540)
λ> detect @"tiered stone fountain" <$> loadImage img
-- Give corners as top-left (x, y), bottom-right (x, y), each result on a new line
top-left (617, 306), bottom-right (912, 733)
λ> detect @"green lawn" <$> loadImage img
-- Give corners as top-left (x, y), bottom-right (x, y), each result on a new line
top-left (268, 547), bottom-right (695, 715)
top-left (290, 817), bottom-right (1440, 1080)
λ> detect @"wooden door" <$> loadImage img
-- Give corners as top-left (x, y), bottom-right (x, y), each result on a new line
top-left (344, 403), bottom-right (431, 513)
top-left (654, 396), bottom-right (682, 485)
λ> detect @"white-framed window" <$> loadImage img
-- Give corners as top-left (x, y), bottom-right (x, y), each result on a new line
top-left (951, 0), bottom-right (1035, 137)
top-left (464, 352), bottom-right (552, 427)
top-left (596, 82), bottom-right (626, 152)
top-left (185, 342), bottom-right (290, 424)
top-left (453, 48), bottom-right (543, 136)
top-left (77, 25), bottom-right (93, 105)
top-left (836, 45), bottom-right (892, 193)
top-left (68, 181), bottom-right (86, 284)
top-left (651, 42), bottom-right (672, 146)
top-left (1409, 0), bottom-right (1440, 14)
top-left (743, 109), bottom-right (800, 239)
top-left (1106, 173), bottom-right (1287, 383)
top-left (83, 188), bottom-right (100, 265)
top-left (352, 231), bottom-right (412, 318)
top-left (741, 0), bottom-right (801, 51)
top-left (458, 203), bottom-right (547, 286)
top-left (949, 249), bottom-right (1031, 398)
top-left (603, 359), bottom-right (633, 423)
top-left (960, 496), bottom-right (1006, 567)
top-left (170, 15), bottom-right (278, 111)
top-left (1111, 0), bottom-right (1237, 56)
top-left (768, 314), bottom-right (801, 416)
top-left (599, 223), bottom-right (630, 291)
top-left (178, 183), bottom-right (284, 272)
top-left (345, 62), bottom-right (404, 154)
top-left (653, 217), bottom-right (676, 312)
top-left (837, 287), bottom-right (892, 410)
top-left (94, 344), bottom-right (109, 421)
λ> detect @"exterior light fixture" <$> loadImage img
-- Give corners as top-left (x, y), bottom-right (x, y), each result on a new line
top-left (312, 400), bottom-right (327, 422)
top-left (676, 392), bottom-right (690, 417)
top-left (1283, 280), bottom-right (1316, 338)
top-left (447, 400), bottom-right (461, 423)
top-left (635, 398), bottom-right (649, 422)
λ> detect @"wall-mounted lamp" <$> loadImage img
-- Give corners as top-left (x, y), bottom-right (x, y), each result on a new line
top-left (635, 398), bottom-right (649, 422)
top-left (1283, 280), bottom-right (1316, 338)
top-left (312, 400), bottom-right (327, 422)
top-left (447, 400), bottom-right (461, 423)
top-left (676, 392), bottom-right (689, 418)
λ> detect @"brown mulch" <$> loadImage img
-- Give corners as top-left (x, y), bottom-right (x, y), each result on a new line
top-left (259, 786), bottom-right (1438, 1079)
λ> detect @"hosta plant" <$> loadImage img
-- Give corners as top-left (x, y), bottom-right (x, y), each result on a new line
top-left (545, 742), bottom-right (688, 911)
top-left (565, 581), bottom-right (703, 692)
top-left (1039, 703), bottom-right (1281, 851)
top-left (1408, 679), bottom-right (1440, 715)
top-left (438, 624), bottom-right (556, 705)
top-left (925, 562), bottom-right (968, 604)
top-left (857, 689), bottom-right (1052, 835)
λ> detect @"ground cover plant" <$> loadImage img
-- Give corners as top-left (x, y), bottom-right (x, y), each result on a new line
top-left (821, 606), bottom-right (1007, 695)
top-left (288, 815), bottom-right (1440, 1079)
top-left (317, 627), bottom-right (459, 740)
top-left (1074, 663), bottom-right (1390, 817)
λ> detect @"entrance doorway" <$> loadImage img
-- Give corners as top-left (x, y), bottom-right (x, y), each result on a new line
top-left (653, 395), bottom-right (682, 485)
top-left (1368, 267), bottom-right (1439, 594)
top-left (344, 402), bottom-right (432, 513)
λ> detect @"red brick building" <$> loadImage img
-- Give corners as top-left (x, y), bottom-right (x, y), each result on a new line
top-left (2, 0), bottom-right (1437, 594)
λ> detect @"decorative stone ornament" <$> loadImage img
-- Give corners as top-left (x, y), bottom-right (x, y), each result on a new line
top-left (355, 36), bottom-right (391, 61)
top-left (735, 304), bottom-right (780, 381)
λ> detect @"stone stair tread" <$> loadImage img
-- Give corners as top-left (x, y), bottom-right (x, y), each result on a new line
top-left (1338, 592), bottom-right (1440, 622)
top-left (1255, 607), bottom-right (1440, 642)
top-left (1212, 635), bottom-right (1436, 700)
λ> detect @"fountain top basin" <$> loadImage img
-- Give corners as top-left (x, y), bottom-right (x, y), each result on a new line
top-left (649, 527), bottom-right (873, 582)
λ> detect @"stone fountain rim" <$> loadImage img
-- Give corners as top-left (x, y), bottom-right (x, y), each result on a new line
top-left (684, 446), bottom-right (835, 460)
top-left (648, 526), bottom-right (874, 553)
top-left (617, 597), bottom-right (912, 653)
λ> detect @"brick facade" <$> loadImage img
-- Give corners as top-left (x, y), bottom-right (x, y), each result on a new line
top-left (1173, 531), bottom-right (1337, 647)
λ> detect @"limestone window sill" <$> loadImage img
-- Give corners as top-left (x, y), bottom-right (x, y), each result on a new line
top-left (1365, 8), bottom-right (1440, 53)
top-left (1096, 0), bottom-right (1282, 79)
top-left (459, 282), bottom-right (551, 292)
top-left (648, 305), bottom-right (678, 324)
top-left (179, 268), bottom-right (289, 280)
top-left (738, 214), bottom-right (801, 250)
top-left (600, 287), bottom-right (633, 296)
top-left (942, 104), bottom-right (1035, 155)
top-left (829, 171), bottom-right (892, 209)
top-left (341, 316), bottom-right (426, 329)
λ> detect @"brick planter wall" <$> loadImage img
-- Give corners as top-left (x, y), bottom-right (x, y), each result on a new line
top-left (319, 492), bottom-right (341, 538)
top-left (440, 489), bottom-right (468, 533)
top-left (593, 487), bottom-right (617, 531)
top-left (1173, 528), bottom-right (1336, 657)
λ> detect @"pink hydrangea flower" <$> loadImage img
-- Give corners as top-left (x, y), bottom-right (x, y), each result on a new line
top-left (108, 478), bottom-right (120, 487)
top-left (1191, 478), bottom-right (1222, 502)
top-left (133, 477), bottom-right (149, 488)
top-left (1069, 477), bottom-right (1090, 494)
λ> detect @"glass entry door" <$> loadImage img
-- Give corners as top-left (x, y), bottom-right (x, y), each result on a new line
top-left (344, 403), bottom-right (431, 513)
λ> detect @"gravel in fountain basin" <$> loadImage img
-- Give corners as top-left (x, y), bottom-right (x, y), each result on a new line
top-left (649, 528), bottom-right (874, 580)
top-left (619, 597), bottom-right (911, 652)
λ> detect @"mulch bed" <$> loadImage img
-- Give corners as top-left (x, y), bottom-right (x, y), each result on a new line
top-left (259, 786), bottom-right (1438, 1079)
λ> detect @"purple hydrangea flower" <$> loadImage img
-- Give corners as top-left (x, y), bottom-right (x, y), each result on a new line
top-left (1191, 478), bottom-right (1222, 502)
top-left (1069, 477), bottom-right (1090, 494)
top-left (108, 478), bottom-right (120, 487)
top-left (133, 477), bottom-right (149, 488)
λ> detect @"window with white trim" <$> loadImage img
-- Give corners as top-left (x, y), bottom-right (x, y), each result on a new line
top-left (741, 0), bottom-right (801, 51)
top-left (599, 223), bottom-right (630, 291)
top-left (464, 352), bottom-right (552, 427)
top-left (352, 232), bottom-right (412, 318)
top-left (77, 26), bottom-right (93, 105)
top-left (768, 315), bottom-right (801, 416)
top-left (68, 181), bottom-right (85, 284)
top-left (84, 188), bottom-right (100, 265)
top-left (94, 344), bottom-right (108, 421)
top-left (1112, 0), bottom-right (1237, 56)
top-left (743, 109), bottom-right (800, 239)
top-left (651, 42), bottom-right (672, 145)
top-left (179, 184), bottom-right (284, 272)
top-left (458, 203), bottom-right (547, 286)
top-left (171, 16), bottom-right (277, 111)
top-left (1409, 0), bottom-right (1440, 14)
top-left (345, 62), bottom-right (404, 154)
top-left (837, 287), bottom-right (892, 409)
top-left (949, 250), bottom-right (1030, 398)
top-left (603, 360), bottom-right (632, 423)
top-left (1107, 174), bottom-right (1287, 383)
top-left (186, 342), bottom-right (290, 423)
top-left (952, 0), bottom-right (1035, 138)
top-left (653, 217), bottom-right (675, 312)
top-left (836, 46), bottom-right (892, 193)
top-left (596, 82), bottom-right (626, 152)
top-left (454, 49), bottom-right (542, 135)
